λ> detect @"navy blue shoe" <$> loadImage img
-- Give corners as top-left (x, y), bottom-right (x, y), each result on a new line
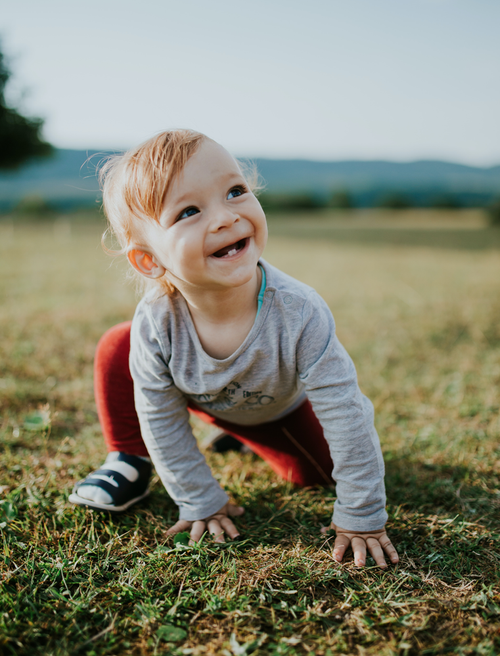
top-left (69, 452), bottom-right (152, 512)
top-left (201, 431), bottom-right (252, 454)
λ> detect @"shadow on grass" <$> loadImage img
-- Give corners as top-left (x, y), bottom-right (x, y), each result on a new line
top-left (384, 455), bottom-right (499, 527)
top-left (98, 452), bottom-right (499, 546)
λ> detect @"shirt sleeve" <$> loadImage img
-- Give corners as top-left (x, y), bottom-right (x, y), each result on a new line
top-left (129, 301), bottom-right (229, 521)
top-left (297, 291), bottom-right (388, 532)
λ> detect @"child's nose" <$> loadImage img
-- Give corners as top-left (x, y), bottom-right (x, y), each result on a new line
top-left (209, 206), bottom-right (239, 231)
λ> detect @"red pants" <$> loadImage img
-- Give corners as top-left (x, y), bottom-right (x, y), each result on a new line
top-left (94, 322), bottom-right (334, 487)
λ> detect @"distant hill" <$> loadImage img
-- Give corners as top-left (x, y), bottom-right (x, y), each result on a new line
top-left (0, 148), bottom-right (499, 211)
top-left (252, 158), bottom-right (500, 193)
top-left (0, 149), bottom-right (106, 211)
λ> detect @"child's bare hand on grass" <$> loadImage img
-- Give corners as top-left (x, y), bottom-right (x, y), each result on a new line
top-left (166, 502), bottom-right (244, 544)
top-left (321, 523), bottom-right (399, 568)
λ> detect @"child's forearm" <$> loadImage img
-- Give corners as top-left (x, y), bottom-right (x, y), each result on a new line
top-left (306, 391), bottom-right (388, 532)
top-left (297, 294), bottom-right (388, 532)
top-left (136, 412), bottom-right (230, 521)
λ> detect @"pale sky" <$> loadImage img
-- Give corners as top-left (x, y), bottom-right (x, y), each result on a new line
top-left (2, 0), bottom-right (499, 165)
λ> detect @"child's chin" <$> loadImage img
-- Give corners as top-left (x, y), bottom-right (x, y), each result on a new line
top-left (214, 266), bottom-right (257, 286)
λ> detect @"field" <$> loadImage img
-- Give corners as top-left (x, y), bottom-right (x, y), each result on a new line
top-left (0, 211), bottom-right (499, 655)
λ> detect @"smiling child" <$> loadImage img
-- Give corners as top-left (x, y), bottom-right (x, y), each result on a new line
top-left (69, 130), bottom-right (399, 568)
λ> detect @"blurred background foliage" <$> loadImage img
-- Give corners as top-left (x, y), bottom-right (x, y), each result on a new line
top-left (0, 43), bottom-right (53, 171)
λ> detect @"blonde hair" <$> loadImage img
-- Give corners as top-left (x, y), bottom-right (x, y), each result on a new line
top-left (100, 129), bottom-right (206, 295)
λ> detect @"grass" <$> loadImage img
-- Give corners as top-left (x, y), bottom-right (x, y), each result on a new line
top-left (267, 208), bottom-right (500, 250)
top-left (0, 213), bottom-right (499, 655)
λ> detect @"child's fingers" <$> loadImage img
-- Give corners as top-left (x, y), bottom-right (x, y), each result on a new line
top-left (227, 504), bottom-right (245, 517)
top-left (351, 536), bottom-right (367, 567)
top-left (366, 537), bottom-right (388, 568)
top-left (189, 520), bottom-right (207, 543)
top-left (166, 520), bottom-right (192, 536)
top-left (332, 534), bottom-right (350, 562)
top-left (207, 518), bottom-right (225, 543)
top-left (380, 536), bottom-right (399, 564)
top-left (330, 526), bottom-right (398, 568)
top-left (219, 516), bottom-right (241, 540)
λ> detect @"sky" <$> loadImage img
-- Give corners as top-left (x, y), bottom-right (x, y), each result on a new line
top-left (1, 0), bottom-right (499, 165)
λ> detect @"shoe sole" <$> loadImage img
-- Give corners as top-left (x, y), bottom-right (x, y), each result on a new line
top-left (68, 488), bottom-right (150, 513)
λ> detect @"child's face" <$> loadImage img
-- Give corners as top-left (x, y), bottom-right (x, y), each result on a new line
top-left (140, 139), bottom-right (268, 292)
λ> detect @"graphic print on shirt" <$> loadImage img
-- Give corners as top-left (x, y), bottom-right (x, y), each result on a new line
top-left (191, 381), bottom-right (276, 412)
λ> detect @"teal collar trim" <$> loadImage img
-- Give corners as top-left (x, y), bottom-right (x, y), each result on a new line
top-left (256, 264), bottom-right (266, 317)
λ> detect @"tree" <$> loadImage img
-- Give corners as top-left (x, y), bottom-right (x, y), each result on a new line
top-left (0, 44), bottom-right (53, 170)
top-left (431, 193), bottom-right (461, 210)
top-left (488, 198), bottom-right (500, 226)
top-left (376, 192), bottom-right (412, 209)
top-left (329, 189), bottom-right (353, 209)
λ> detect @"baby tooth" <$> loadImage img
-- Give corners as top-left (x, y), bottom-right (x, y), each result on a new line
top-left (228, 248), bottom-right (237, 256)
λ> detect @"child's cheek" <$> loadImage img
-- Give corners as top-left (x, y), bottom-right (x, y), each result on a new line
top-left (175, 235), bottom-right (202, 268)
top-left (260, 219), bottom-right (269, 250)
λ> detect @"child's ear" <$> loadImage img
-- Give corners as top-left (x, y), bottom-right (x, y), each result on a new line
top-left (127, 248), bottom-right (166, 279)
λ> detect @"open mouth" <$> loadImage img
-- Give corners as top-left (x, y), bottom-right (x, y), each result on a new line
top-left (212, 238), bottom-right (248, 258)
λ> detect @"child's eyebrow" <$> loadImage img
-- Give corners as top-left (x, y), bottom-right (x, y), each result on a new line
top-left (166, 172), bottom-right (245, 208)
top-left (167, 191), bottom-right (195, 207)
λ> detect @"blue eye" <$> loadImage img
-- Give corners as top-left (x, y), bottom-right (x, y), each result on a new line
top-left (227, 185), bottom-right (246, 200)
top-left (178, 206), bottom-right (199, 221)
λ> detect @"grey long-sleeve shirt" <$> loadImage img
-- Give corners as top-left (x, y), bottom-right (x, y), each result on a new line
top-left (129, 260), bottom-right (388, 531)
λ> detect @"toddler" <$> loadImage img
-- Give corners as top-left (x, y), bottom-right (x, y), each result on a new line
top-left (69, 130), bottom-right (398, 568)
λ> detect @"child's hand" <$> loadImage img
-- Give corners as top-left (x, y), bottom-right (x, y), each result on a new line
top-left (166, 503), bottom-right (244, 544)
top-left (321, 523), bottom-right (399, 568)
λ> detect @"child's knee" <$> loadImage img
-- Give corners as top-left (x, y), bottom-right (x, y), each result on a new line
top-left (95, 321), bottom-right (133, 369)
